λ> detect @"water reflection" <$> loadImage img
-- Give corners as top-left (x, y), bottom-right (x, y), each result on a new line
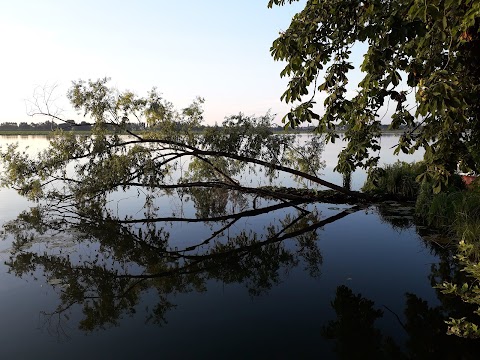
top-left (2, 185), bottom-right (480, 357)
top-left (322, 285), bottom-right (404, 359)
top-left (324, 284), bottom-right (480, 359)
top-left (3, 187), bottom-right (351, 334)
top-left (1, 130), bottom-right (479, 357)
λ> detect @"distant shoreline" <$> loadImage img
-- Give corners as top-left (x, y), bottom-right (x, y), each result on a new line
top-left (0, 129), bottom-right (411, 136)
top-left (0, 130), bottom-right (92, 136)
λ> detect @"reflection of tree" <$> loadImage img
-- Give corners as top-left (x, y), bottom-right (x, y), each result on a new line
top-left (374, 202), bottom-right (415, 231)
top-left (2, 188), bottom-right (360, 334)
top-left (375, 212), bottom-right (480, 354)
top-left (323, 286), bottom-right (480, 359)
top-left (184, 186), bottom-right (249, 220)
top-left (402, 293), bottom-right (480, 358)
top-left (322, 285), bottom-right (404, 359)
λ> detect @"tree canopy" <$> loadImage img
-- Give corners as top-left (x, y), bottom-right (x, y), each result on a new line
top-left (269, 0), bottom-right (480, 190)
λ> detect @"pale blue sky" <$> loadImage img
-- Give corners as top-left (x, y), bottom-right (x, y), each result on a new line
top-left (0, 0), bottom-right (373, 126)
top-left (0, 0), bottom-right (308, 125)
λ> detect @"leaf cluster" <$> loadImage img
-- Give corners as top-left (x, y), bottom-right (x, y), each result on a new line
top-left (270, 0), bottom-right (480, 183)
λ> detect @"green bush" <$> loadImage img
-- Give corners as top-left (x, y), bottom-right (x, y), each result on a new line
top-left (415, 185), bottom-right (480, 237)
top-left (362, 161), bottom-right (426, 200)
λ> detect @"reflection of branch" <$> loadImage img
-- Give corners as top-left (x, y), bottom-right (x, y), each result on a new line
top-left (382, 304), bottom-right (408, 333)
top-left (30, 193), bottom-right (313, 232)
top-left (182, 218), bottom-right (240, 251)
top-left (39, 309), bottom-right (71, 343)
top-left (113, 198), bottom-right (310, 224)
top-left (195, 205), bottom-right (362, 259)
top-left (119, 205), bottom-right (363, 278)
top-left (5, 202), bottom-right (361, 334)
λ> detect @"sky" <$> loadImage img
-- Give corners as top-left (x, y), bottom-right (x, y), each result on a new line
top-left (0, 0), bottom-right (320, 126)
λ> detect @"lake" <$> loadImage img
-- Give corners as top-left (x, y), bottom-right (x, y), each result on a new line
top-left (0, 134), bottom-right (479, 359)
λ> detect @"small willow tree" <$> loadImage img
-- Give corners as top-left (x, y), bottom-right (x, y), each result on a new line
top-left (0, 78), bottom-right (360, 210)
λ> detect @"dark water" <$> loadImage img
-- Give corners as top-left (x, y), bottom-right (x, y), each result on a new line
top-left (0, 136), bottom-right (479, 359)
top-left (1, 195), bottom-right (479, 359)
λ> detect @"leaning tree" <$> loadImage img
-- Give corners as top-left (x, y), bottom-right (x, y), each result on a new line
top-left (0, 77), bottom-right (359, 206)
top-left (0, 78), bottom-right (368, 333)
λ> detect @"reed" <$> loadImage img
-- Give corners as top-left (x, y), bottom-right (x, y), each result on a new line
top-left (362, 161), bottom-right (426, 200)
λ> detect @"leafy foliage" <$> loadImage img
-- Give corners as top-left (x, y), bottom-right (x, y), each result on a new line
top-left (0, 78), bottom-right (351, 207)
top-left (438, 240), bottom-right (480, 338)
top-left (269, 0), bottom-right (480, 186)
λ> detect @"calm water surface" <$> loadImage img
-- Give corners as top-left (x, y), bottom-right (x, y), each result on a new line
top-left (0, 135), bottom-right (478, 359)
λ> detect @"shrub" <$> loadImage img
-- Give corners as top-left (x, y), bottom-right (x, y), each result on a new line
top-left (415, 186), bottom-right (480, 235)
top-left (362, 161), bottom-right (426, 200)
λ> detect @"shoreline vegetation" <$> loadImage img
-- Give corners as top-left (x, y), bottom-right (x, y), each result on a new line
top-left (362, 161), bottom-right (480, 338)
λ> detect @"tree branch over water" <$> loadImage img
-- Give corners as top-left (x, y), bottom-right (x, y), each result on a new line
top-left (0, 78), bottom-right (367, 333)
top-left (1, 78), bottom-right (363, 205)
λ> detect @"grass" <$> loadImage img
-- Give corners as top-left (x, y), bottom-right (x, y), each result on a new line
top-left (361, 160), bottom-right (480, 243)
top-left (415, 180), bottom-right (480, 241)
top-left (362, 161), bottom-right (426, 200)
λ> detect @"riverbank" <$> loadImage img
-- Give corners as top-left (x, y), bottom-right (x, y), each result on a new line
top-left (363, 161), bottom-right (480, 338)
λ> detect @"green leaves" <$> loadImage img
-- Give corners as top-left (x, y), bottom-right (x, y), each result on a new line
top-left (271, 0), bottom-right (480, 186)
top-left (437, 238), bottom-right (480, 338)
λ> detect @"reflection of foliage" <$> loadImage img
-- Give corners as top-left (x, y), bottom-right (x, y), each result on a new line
top-left (403, 293), bottom-right (480, 357)
top-left (375, 181), bottom-right (480, 339)
top-left (323, 285), bottom-right (480, 358)
top-left (185, 186), bottom-right (248, 220)
top-left (2, 191), bottom-right (355, 333)
top-left (322, 286), bottom-right (403, 359)
top-left (413, 186), bottom-right (480, 337)
top-left (374, 202), bottom-right (415, 231)
top-left (205, 231), bottom-right (297, 297)
top-left (277, 210), bottom-right (323, 277)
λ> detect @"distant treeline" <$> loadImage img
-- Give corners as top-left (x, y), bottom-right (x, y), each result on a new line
top-left (0, 121), bottom-right (413, 133)
top-left (0, 120), bottom-right (91, 131)
top-left (0, 121), bottom-right (279, 132)
top-left (0, 121), bottom-right (145, 132)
